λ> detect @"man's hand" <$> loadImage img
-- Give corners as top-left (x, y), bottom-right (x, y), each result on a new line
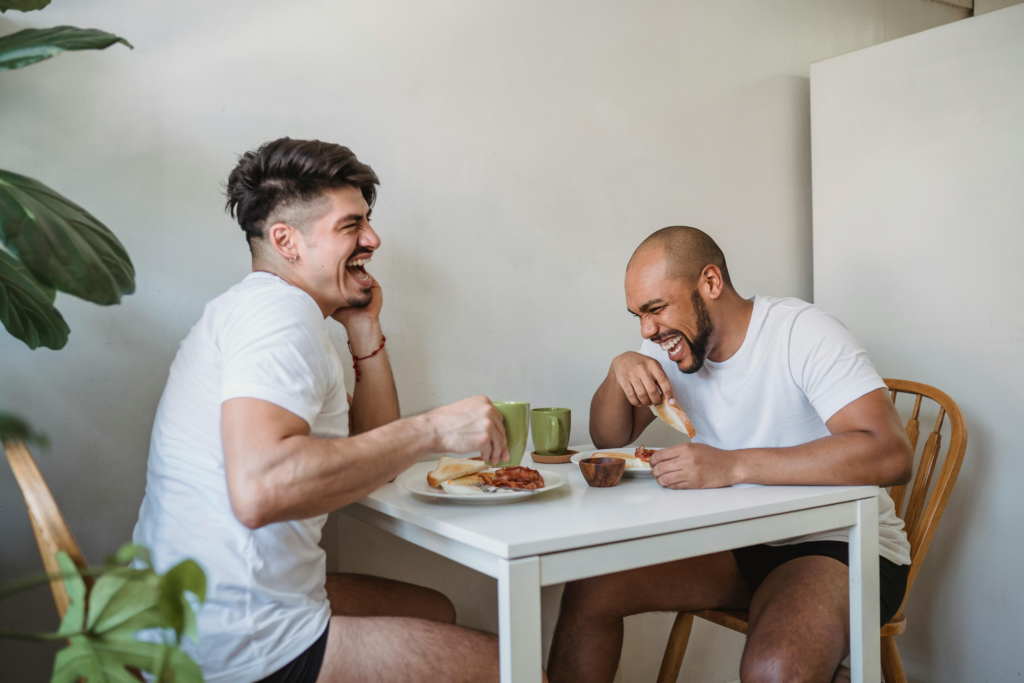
top-left (610, 351), bottom-right (676, 407)
top-left (332, 276), bottom-right (384, 354)
top-left (650, 443), bottom-right (739, 489)
top-left (422, 396), bottom-right (510, 465)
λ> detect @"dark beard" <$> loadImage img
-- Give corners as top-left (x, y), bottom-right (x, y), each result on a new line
top-left (678, 290), bottom-right (714, 374)
top-left (347, 288), bottom-right (373, 309)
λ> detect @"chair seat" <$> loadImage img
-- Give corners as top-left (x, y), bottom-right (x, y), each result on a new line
top-left (690, 609), bottom-right (906, 637)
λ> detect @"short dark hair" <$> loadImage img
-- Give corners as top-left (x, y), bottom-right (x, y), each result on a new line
top-left (225, 137), bottom-right (379, 246)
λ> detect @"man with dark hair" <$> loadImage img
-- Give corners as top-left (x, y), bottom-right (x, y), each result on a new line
top-left (548, 226), bottom-right (914, 683)
top-left (134, 138), bottom-right (509, 683)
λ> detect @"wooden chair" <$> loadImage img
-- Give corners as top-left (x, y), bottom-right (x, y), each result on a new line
top-left (655, 379), bottom-right (968, 683)
top-left (3, 438), bottom-right (93, 617)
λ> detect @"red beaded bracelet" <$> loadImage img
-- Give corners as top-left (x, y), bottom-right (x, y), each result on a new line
top-left (349, 334), bottom-right (386, 382)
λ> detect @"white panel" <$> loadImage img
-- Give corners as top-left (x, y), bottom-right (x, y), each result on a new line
top-left (812, 7), bottom-right (1024, 681)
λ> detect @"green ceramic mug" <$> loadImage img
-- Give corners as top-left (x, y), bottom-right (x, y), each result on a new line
top-left (492, 401), bottom-right (530, 468)
top-left (531, 407), bottom-right (571, 455)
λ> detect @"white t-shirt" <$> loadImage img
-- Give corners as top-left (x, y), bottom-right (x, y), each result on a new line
top-left (640, 296), bottom-right (911, 566)
top-left (133, 272), bottom-right (348, 683)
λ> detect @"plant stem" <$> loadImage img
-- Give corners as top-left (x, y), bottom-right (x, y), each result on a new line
top-left (0, 629), bottom-right (82, 641)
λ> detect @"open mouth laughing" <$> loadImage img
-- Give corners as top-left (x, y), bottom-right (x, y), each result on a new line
top-left (346, 254), bottom-right (373, 286)
top-left (658, 334), bottom-right (687, 362)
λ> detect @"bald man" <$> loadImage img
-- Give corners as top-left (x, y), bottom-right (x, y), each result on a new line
top-left (547, 227), bottom-right (914, 683)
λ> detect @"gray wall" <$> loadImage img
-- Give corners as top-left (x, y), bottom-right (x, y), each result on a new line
top-left (811, 6), bottom-right (1024, 682)
top-left (0, 1), bottom-right (967, 680)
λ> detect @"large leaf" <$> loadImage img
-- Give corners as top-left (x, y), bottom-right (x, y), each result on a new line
top-left (0, 412), bottom-right (50, 447)
top-left (1, 545), bottom-right (206, 682)
top-left (0, 170), bottom-right (135, 305)
top-left (0, 26), bottom-right (131, 71)
top-left (52, 637), bottom-right (203, 683)
top-left (0, 247), bottom-right (69, 349)
top-left (0, 0), bottom-right (52, 13)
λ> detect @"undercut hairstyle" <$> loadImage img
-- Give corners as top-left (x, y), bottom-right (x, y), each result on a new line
top-left (225, 137), bottom-right (379, 251)
top-left (629, 226), bottom-right (734, 289)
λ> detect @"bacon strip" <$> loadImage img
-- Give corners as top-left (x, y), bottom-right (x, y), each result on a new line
top-left (634, 445), bottom-right (656, 463)
top-left (480, 466), bottom-right (546, 490)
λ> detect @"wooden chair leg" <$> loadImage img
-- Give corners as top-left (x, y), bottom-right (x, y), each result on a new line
top-left (657, 612), bottom-right (695, 683)
top-left (880, 636), bottom-right (906, 683)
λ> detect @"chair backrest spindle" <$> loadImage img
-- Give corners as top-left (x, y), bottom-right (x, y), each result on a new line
top-left (884, 379), bottom-right (967, 617)
top-left (3, 439), bottom-right (92, 618)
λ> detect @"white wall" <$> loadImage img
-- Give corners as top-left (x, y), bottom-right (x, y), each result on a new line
top-left (0, 1), bottom-right (967, 680)
top-left (811, 6), bottom-right (1024, 682)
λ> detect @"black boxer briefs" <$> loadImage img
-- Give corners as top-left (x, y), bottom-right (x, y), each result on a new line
top-left (257, 623), bottom-right (329, 683)
top-left (732, 540), bottom-right (909, 626)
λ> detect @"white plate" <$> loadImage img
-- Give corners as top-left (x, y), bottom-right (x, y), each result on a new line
top-left (403, 467), bottom-right (568, 505)
top-left (570, 448), bottom-right (659, 477)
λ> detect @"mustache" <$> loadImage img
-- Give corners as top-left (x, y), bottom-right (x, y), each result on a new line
top-left (348, 247), bottom-right (374, 261)
top-left (651, 329), bottom-right (687, 345)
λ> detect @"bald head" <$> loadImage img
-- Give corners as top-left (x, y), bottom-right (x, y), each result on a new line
top-left (627, 226), bottom-right (733, 289)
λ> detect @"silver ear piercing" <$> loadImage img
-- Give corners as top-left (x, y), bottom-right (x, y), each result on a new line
top-left (289, 255), bottom-right (296, 264)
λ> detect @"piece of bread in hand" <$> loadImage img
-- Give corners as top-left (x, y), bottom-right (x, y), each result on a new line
top-left (427, 456), bottom-right (489, 488)
top-left (651, 400), bottom-right (696, 439)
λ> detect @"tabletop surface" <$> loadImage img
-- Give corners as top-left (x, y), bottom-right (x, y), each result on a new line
top-left (349, 451), bottom-right (879, 559)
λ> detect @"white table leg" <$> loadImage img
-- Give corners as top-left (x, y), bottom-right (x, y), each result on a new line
top-left (849, 497), bottom-right (881, 683)
top-left (497, 556), bottom-right (543, 683)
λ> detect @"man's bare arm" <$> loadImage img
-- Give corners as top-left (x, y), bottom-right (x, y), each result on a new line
top-left (650, 388), bottom-right (913, 489)
top-left (590, 352), bottom-right (671, 448)
top-left (348, 319), bottom-right (399, 435)
top-left (733, 388), bottom-right (913, 486)
top-left (222, 395), bottom-right (507, 529)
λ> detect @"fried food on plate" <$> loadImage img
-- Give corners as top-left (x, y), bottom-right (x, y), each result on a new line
top-left (481, 466), bottom-right (546, 490)
top-left (427, 456), bottom-right (489, 488)
top-left (651, 400), bottom-right (696, 439)
top-left (596, 446), bottom-right (655, 469)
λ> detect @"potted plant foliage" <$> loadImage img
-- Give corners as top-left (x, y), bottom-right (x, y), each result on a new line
top-left (0, 2), bottom-right (207, 680)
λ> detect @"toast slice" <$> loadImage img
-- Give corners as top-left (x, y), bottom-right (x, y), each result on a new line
top-left (439, 474), bottom-right (487, 495)
top-left (651, 400), bottom-right (696, 439)
top-left (427, 456), bottom-right (489, 488)
top-left (594, 452), bottom-right (637, 461)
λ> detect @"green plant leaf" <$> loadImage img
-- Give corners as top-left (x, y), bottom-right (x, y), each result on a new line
top-left (0, 26), bottom-right (131, 71)
top-left (55, 552), bottom-right (86, 637)
top-left (158, 560), bottom-right (206, 643)
top-left (88, 573), bottom-right (161, 635)
top-left (0, 248), bottom-right (69, 349)
top-left (0, 412), bottom-right (50, 447)
top-left (0, 170), bottom-right (135, 306)
top-left (52, 636), bottom-right (202, 683)
top-left (110, 543), bottom-right (152, 568)
top-left (0, 0), bottom-right (52, 13)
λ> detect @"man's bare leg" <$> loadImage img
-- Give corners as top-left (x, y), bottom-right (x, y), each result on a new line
top-left (315, 574), bottom-right (496, 683)
top-left (325, 573), bottom-right (457, 623)
top-left (547, 551), bottom-right (750, 683)
top-left (740, 556), bottom-right (851, 683)
top-left (316, 614), bottom-right (499, 683)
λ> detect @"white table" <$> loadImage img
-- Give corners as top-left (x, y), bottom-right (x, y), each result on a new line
top-left (340, 453), bottom-right (881, 683)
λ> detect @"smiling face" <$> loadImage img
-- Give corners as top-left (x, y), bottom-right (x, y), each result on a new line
top-left (625, 248), bottom-right (716, 374)
top-left (290, 185), bottom-right (380, 314)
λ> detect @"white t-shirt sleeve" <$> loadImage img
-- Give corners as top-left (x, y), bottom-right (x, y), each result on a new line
top-left (788, 307), bottom-right (886, 424)
top-left (219, 297), bottom-right (333, 428)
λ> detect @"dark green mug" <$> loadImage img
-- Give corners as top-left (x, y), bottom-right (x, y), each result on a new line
top-left (531, 407), bottom-right (571, 455)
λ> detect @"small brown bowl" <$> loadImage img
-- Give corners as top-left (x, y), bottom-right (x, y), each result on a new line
top-left (579, 457), bottom-right (626, 488)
